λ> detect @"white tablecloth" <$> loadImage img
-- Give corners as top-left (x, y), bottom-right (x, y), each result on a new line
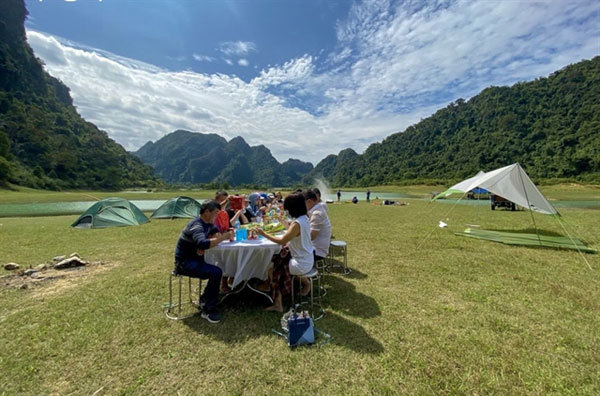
top-left (205, 238), bottom-right (282, 288)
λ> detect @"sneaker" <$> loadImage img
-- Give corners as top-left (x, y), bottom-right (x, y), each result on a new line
top-left (201, 309), bottom-right (222, 324)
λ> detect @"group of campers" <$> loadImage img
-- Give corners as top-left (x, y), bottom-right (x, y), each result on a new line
top-left (173, 189), bottom-right (332, 323)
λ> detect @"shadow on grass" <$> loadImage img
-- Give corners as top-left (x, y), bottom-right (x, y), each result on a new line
top-left (181, 278), bottom-right (383, 354)
top-left (319, 312), bottom-right (384, 354)
top-left (327, 260), bottom-right (368, 279)
top-left (181, 309), bottom-right (384, 354)
top-left (323, 275), bottom-right (381, 319)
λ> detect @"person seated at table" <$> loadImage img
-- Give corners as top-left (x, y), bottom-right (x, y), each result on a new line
top-left (312, 187), bottom-right (328, 214)
top-left (174, 200), bottom-right (233, 324)
top-left (229, 208), bottom-right (249, 226)
top-left (214, 191), bottom-right (232, 233)
top-left (220, 206), bottom-right (249, 293)
top-left (214, 191), bottom-right (243, 292)
top-left (256, 192), bottom-right (314, 312)
top-left (258, 196), bottom-right (269, 215)
top-left (275, 191), bottom-right (284, 203)
top-left (305, 189), bottom-right (331, 263)
top-left (245, 195), bottom-right (260, 222)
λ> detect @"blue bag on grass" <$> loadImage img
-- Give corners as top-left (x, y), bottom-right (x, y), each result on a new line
top-left (273, 308), bottom-right (330, 348)
top-left (287, 311), bottom-right (314, 347)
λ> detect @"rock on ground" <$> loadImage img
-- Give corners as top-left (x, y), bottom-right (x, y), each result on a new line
top-left (54, 257), bottom-right (87, 269)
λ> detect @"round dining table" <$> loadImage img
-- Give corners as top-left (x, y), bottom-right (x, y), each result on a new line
top-left (205, 237), bottom-right (282, 294)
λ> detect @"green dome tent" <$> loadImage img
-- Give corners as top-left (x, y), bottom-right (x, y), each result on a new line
top-left (71, 197), bottom-right (149, 229)
top-left (150, 196), bottom-right (201, 219)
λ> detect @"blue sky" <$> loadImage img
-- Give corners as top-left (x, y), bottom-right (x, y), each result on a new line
top-left (25, 0), bottom-right (600, 164)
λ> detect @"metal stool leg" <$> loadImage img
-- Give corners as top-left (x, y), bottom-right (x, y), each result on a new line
top-left (310, 274), bottom-right (325, 321)
top-left (166, 272), bottom-right (199, 321)
top-left (177, 275), bottom-right (183, 318)
top-left (342, 245), bottom-right (350, 275)
top-left (315, 260), bottom-right (327, 296)
top-left (168, 273), bottom-right (174, 315)
top-left (295, 271), bottom-right (324, 321)
top-left (329, 241), bottom-right (351, 275)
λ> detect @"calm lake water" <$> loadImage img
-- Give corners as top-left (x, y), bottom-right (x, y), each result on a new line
top-left (322, 191), bottom-right (421, 202)
top-left (0, 192), bottom-right (416, 217)
top-left (0, 193), bottom-right (597, 217)
top-left (0, 200), bottom-right (167, 217)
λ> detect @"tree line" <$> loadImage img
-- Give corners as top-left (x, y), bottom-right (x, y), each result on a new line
top-left (306, 57), bottom-right (600, 187)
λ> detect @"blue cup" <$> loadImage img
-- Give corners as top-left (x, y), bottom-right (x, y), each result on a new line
top-left (241, 228), bottom-right (248, 240)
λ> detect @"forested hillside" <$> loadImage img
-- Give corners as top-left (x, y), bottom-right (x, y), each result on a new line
top-left (307, 57), bottom-right (600, 186)
top-left (134, 130), bottom-right (313, 187)
top-left (0, 0), bottom-right (159, 190)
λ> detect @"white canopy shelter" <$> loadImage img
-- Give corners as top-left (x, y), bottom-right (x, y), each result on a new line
top-left (433, 163), bottom-right (558, 215)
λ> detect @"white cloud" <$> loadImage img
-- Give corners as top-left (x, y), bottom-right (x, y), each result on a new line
top-left (218, 41), bottom-right (257, 56)
top-left (254, 55), bottom-right (315, 88)
top-left (25, 0), bottom-right (600, 165)
top-left (238, 58), bottom-right (249, 67)
top-left (192, 53), bottom-right (215, 62)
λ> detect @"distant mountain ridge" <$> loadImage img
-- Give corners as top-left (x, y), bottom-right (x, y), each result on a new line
top-left (306, 57), bottom-right (600, 186)
top-left (0, 0), bottom-right (159, 190)
top-left (134, 130), bottom-right (313, 186)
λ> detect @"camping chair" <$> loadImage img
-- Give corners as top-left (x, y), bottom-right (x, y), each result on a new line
top-left (291, 268), bottom-right (325, 321)
top-left (328, 240), bottom-right (350, 275)
top-left (166, 267), bottom-right (203, 321)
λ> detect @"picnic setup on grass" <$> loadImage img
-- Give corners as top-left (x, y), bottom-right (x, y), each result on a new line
top-left (69, 189), bottom-right (348, 347)
top-left (63, 164), bottom-right (598, 347)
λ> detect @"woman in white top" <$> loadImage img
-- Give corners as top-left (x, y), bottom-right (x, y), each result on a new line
top-left (257, 192), bottom-right (314, 312)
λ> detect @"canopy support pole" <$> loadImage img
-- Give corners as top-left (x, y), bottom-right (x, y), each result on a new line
top-left (415, 191), bottom-right (468, 252)
top-left (554, 215), bottom-right (593, 270)
top-left (517, 166), bottom-right (542, 247)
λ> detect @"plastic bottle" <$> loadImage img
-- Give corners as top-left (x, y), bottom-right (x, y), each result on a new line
top-left (256, 212), bottom-right (262, 224)
top-left (234, 219), bottom-right (241, 241)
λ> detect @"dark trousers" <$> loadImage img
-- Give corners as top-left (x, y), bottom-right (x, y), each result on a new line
top-left (176, 258), bottom-right (222, 312)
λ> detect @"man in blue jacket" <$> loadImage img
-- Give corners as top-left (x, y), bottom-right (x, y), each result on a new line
top-left (174, 200), bottom-right (233, 323)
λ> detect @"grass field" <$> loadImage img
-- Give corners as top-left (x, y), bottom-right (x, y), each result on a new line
top-left (0, 187), bottom-right (599, 395)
